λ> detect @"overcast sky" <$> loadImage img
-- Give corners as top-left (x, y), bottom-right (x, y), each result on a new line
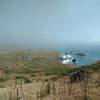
top-left (0, 0), bottom-right (100, 49)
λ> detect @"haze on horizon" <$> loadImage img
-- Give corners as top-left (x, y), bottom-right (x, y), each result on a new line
top-left (0, 0), bottom-right (100, 49)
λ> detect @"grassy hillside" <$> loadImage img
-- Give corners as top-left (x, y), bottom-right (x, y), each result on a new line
top-left (0, 50), bottom-right (77, 87)
top-left (0, 50), bottom-right (100, 100)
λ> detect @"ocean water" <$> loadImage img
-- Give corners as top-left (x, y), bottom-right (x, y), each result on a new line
top-left (59, 45), bottom-right (100, 65)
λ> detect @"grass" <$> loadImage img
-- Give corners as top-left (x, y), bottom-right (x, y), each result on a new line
top-left (0, 50), bottom-right (99, 100)
top-left (0, 51), bottom-right (77, 86)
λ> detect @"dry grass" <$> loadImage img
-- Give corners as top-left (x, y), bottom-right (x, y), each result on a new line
top-left (0, 72), bottom-right (99, 100)
top-left (0, 50), bottom-right (99, 100)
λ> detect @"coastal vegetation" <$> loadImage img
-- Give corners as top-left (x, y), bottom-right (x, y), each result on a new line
top-left (0, 50), bottom-right (99, 100)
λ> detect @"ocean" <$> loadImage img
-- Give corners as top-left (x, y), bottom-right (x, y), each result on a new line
top-left (59, 45), bottom-right (100, 65)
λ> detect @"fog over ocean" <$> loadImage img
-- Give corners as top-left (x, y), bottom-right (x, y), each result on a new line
top-left (0, 0), bottom-right (100, 66)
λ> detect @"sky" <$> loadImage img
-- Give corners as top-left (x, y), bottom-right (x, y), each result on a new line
top-left (0, 0), bottom-right (100, 49)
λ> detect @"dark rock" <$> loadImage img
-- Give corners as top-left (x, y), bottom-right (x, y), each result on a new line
top-left (72, 58), bottom-right (77, 63)
top-left (74, 53), bottom-right (86, 56)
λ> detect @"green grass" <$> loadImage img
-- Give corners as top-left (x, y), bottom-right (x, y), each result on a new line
top-left (0, 51), bottom-right (79, 85)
